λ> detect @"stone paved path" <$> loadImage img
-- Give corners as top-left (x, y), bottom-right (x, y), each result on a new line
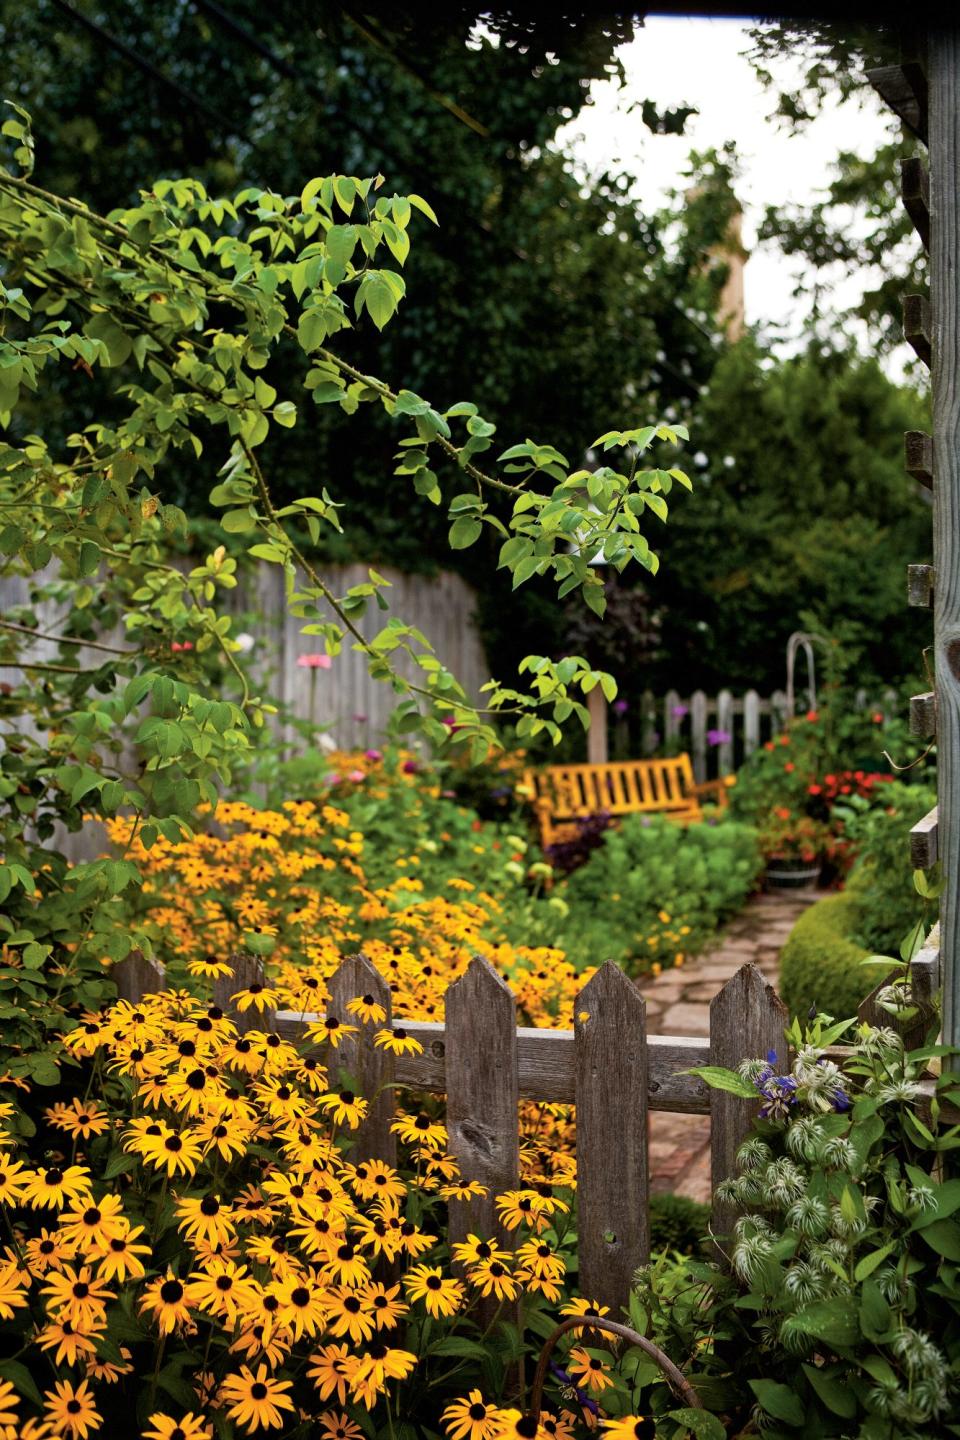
top-left (638, 889), bottom-right (821, 1204)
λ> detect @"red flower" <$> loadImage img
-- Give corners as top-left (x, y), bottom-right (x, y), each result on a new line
top-left (808, 784), bottom-right (822, 795)
top-left (764, 741), bottom-right (775, 752)
top-left (779, 735), bottom-right (790, 746)
top-left (872, 711), bottom-right (884, 724)
top-left (471, 820), bottom-right (483, 832)
top-left (784, 762), bottom-right (795, 773)
top-left (806, 709), bottom-right (818, 722)
top-left (171, 640), bottom-right (194, 652)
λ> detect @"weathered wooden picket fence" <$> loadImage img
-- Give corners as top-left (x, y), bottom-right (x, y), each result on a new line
top-left (113, 948), bottom-right (786, 1323)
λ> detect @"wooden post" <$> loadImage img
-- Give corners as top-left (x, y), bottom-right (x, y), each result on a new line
top-left (575, 962), bottom-right (649, 1317)
top-left (444, 957), bottom-right (520, 1250)
top-left (709, 966), bottom-right (787, 1242)
top-left (113, 951), bottom-right (166, 1004)
top-left (664, 689), bottom-right (683, 752)
top-left (931, 29), bottom-right (960, 1045)
top-left (326, 953), bottom-right (397, 1166)
top-left (587, 686), bottom-right (608, 765)
top-left (214, 954), bottom-right (271, 1034)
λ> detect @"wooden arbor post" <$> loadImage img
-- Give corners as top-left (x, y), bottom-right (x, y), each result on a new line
top-left (930, 30), bottom-right (960, 1045)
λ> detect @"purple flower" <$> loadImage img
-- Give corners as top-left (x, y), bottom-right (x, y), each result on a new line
top-left (832, 1089), bottom-right (851, 1113)
top-left (707, 728), bottom-right (731, 746)
top-left (671, 703), bottom-right (688, 719)
top-left (402, 759), bottom-right (419, 774)
top-left (364, 748), bottom-right (383, 762)
top-left (613, 699), bottom-right (629, 717)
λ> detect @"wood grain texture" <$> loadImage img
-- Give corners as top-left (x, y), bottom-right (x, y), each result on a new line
top-left (904, 294), bottom-right (932, 366)
top-left (709, 965), bottom-right (787, 1242)
top-left (910, 804), bottom-right (939, 869)
top-left (326, 953), bottom-right (396, 1166)
top-left (112, 951), bottom-right (166, 1004)
top-left (867, 62), bottom-right (928, 143)
top-left (901, 156), bottom-right (931, 249)
top-left (575, 962), bottom-right (649, 1318)
top-left (859, 925), bottom-right (940, 1049)
top-left (910, 691), bottom-right (937, 736)
top-left (444, 957), bottom-right (521, 1253)
top-left (213, 954), bottom-right (269, 1033)
top-left (905, 430), bottom-right (934, 488)
top-left (931, 31), bottom-right (960, 1044)
top-left (273, 1014), bottom-right (712, 1111)
top-left (908, 563), bottom-right (935, 607)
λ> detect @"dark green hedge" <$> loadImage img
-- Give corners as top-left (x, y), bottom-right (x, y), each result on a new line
top-left (779, 889), bottom-right (895, 1021)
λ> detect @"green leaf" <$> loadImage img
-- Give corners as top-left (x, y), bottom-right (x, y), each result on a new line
top-left (749, 1379), bottom-right (805, 1426)
top-left (104, 1151), bottom-right (138, 1180)
top-left (448, 516), bottom-right (482, 550)
top-left (85, 313), bottom-right (133, 367)
top-left (919, 1218), bottom-right (960, 1260)
top-left (667, 1410), bottom-right (726, 1440)
top-left (429, 1336), bottom-right (489, 1358)
top-left (684, 1066), bottom-right (757, 1098)
top-left (272, 401), bottom-right (297, 428)
top-left (854, 1242), bottom-right (895, 1280)
top-left (802, 1364), bottom-right (856, 1419)
top-left (408, 193), bottom-right (439, 225)
top-left (0, 1358), bottom-right (43, 1407)
top-left (792, 1297), bottom-right (859, 1349)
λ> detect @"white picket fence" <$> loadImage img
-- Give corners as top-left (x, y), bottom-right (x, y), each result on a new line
top-left (616, 687), bottom-right (899, 783)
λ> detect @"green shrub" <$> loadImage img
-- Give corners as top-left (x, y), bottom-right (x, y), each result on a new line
top-left (843, 781), bottom-right (936, 953)
top-left (648, 1193), bottom-right (710, 1255)
top-left (550, 814), bottom-right (762, 972)
top-left (780, 889), bottom-right (895, 1020)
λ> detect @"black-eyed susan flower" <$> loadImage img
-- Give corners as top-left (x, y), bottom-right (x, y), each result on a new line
top-left (404, 1264), bottom-right (463, 1318)
top-left (440, 1389), bottom-right (500, 1440)
top-left (219, 1364), bottom-right (295, 1433)
top-left (318, 1411), bottom-right (364, 1440)
top-left (186, 1258), bottom-right (259, 1325)
top-left (0, 1380), bottom-right (17, 1430)
top-left (0, 1153), bottom-right (28, 1205)
top-left (349, 1341), bottom-right (417, 1408)
top-left (304, 1015), bottom-right (357, 1049)
top-left (467, 1258), bottom-right (521, 1301)
top-left (84, 1346), bottom-right (134, 1384)
top-left (22, 1162), bottom-right (92, 1211)
top-left (346, 994), bottom-right (387, 1025)
top-left (324, 1287), bottom-right (376, 1343)
top-left (318, 1088), bottom-right (368, 1128)
top-left (323, 1241), bottom-right (370, 1288)
top-left (307, 1343), bottom-right (354, 1405)
top-left (44, 1098), bottom-right (111, 1140)
top-left (347, 1158), bottom-right (405, 1205)
top-left (452, 1234), bottom-right (512, 1268)
top-left (269, 1274), bottom-right (327, 1340)
top-left (364, 1279), bottom-right (408, 1330)
top-left (567, 1346), bottom-right (613, 1394)
top-left (560, 1296), bottom-right (610, 1320)
top-left (373, 1026), bottom-right (423, 1055)
top-left (137, 1128), bottom-right (203, 1179)
top-left (143, 1412), bottom-right (212, 1440)
top-left (92, 1221), bottom-right (152, 1282)
top-left (601, 1419), bottom-right (657, 1440)
top-left (176, 1195), bottom-right (237, 1249)
top-left (391, 1112), bottom-right (447, 1148)
top-left (439, 1178), bottom-right (488, 1202)
top-left (23, 1228), bottom-right (74, 1274)
top-left (139, 1271), bottom-right (193, 1334)
top-left (43, 1378), bottom-right (101, 1439)
top-left (36, 1317), bottom-right (102, 1367)
top-left (40, 1264), bottom-right (114, 1328)
top-left (58, 1193), bottom-right (126, 1249)
top-left (0, 1260), bottom-right (29, 1321)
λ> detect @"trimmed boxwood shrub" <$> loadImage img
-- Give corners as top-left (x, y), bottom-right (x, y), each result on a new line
top-left (780, 889), bottom-right (896, 1020)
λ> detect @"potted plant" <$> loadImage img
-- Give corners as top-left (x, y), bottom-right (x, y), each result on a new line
top-left (757, 805), bottom-right (829, 889)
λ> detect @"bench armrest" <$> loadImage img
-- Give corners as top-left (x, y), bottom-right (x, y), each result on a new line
top-left (690, 776), bottom-right (733, 809)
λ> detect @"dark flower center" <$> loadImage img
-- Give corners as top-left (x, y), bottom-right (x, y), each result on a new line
top-left (83, 1208), bottom-right (101, 1225)
top-left (160, 1280), bottom-right (183, 1303)
top-left (469, 1403), bottom-right (487, 1420)
top-left (291, 1286), bottom-right (310, 1306)
top-left (426, 1275), bottom-right (442, 1290)
top-left (250, 1382), bottom-right (268, 1400)
top-left (200, 1196), bottom-right (220, 1216)
top-left (344, 1296), bottom-right (361, 1314)
top-left (44, 1168), bottom-right (63, 1185)
top-left (215, 1276), bottom-right (233, 1292)
top-left (72, 1282), bottom-right (89, 1298)
top-left (165, 1137), bottom-right (183, 1152)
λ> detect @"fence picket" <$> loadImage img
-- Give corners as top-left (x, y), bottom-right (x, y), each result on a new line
top-left (444, 956), bottom-right (521, 1255)
top-left (743, 689), bottom-right (761, 757)
top-left (690, 689), bottom-right (708, 782)
top-left (213, 954), bottom-right (270, 1033)
top-left (575, 962), bottom-right (649, 1317)
top-left (113, 951), bottom-right (166, 1004)
top-left (709, 965), bottom-right (787, 1241)
top-left (664, 689), bottom-right (682, 749)
top-left (326, 953), bottom-right (397, 1166)
top-left (716, 689), bottom-right (734, 775)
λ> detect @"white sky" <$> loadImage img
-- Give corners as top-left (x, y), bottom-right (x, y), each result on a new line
top-left (556, 15), bottom-right (898, 353)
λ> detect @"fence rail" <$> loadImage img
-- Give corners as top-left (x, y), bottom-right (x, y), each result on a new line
top-left (113, 947), bottom-right (784, 1321)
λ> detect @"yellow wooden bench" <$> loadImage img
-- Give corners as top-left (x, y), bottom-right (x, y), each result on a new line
top-left (522, 755), bottom-right (729, 849)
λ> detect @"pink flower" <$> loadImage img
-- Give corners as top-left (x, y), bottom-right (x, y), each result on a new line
top-left (347, 769), bottom-right (365, 783)
top-left (171, 640), bottom-right (194, 652)
top-left (353, 713), bottom-right (368, 723)
top-left (297, 653), bottom-right (332, 669)
top-left (364, 749), bottom-right (383, 762)
top-left (671, 703), bottom-right (688, 719)
top-left (403, 759), bottom-right (419, 774)
top-left (325, 772), bottom-right (341, 786)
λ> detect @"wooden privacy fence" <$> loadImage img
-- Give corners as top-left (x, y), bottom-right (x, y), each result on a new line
top-left (113, 948), bottom-right (786, 1323)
